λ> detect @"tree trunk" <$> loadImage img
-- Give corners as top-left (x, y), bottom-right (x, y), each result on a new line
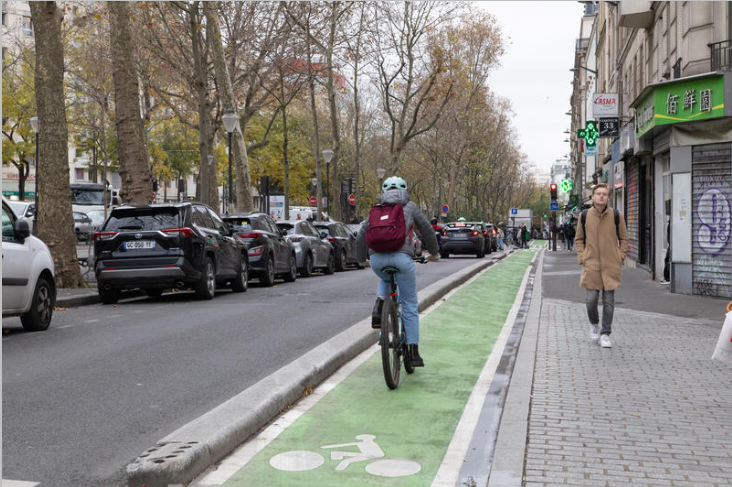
top-left (204, 2), bottom-right (254, 212)
top-left (189, 1), bottom-right (211, 206)
top-left (282, 104), bottom-right (290, 221)
top-left (305, 15), bottom-right (323, 222)
top-left (108, 2), bottom-right (151, 205)
top-left (206, 130), bottom-right (220, 210)
top-left (30, 1), bottom-right (84, 288)
top-left (15, 160), bottom-right (29, 200)
top-left (326, 2), bottom-right (341, 221)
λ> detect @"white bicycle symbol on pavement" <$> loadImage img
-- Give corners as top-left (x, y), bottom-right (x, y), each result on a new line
top-left (269, 434), bottom-right (421, 478)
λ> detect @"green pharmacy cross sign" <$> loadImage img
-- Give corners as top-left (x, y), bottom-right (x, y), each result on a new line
top-left (560, 178), bottom-right (572, 193)
top-left (578, 120), bottom-right (599, 147)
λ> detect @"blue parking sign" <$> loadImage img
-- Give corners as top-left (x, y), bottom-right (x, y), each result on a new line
top-left (510, 208), bottom-right (518, 215)
top-left (550, 201), bottom-right (559, 211)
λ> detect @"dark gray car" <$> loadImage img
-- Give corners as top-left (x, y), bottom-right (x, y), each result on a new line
top-left (276, 220), bottom-right (335, 277)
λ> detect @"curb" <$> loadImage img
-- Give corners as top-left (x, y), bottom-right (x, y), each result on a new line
top-left (56, 289), bottom-right (146, 308)
top-left (125, 251), bottom-right (515, 487)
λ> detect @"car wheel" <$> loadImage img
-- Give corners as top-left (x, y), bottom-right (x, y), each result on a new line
top-left (195, 257), bottom-right (216, 300)
top-left (232, 256), bottom-right (248, 292)
top-left (336, 249), bottom-right (347, 272)
top-left (146, 288), bottom-right (164, 298)
top-left (98, 284), bottom-right (120, 305)
top-left (440, 250), bottom-right (449, 259)
top-left (284, 253), bottom-right (298, 282)
top-left (477, 247), bottom-right (485, 258)
top-left (323, 252), bottom-right (335, 275)
top-left (260, 254), bottom-right (276, 287)
top-left (20, 276), bottom-right (55, 332)
top-left (300, 252), bottom-right (314, 277)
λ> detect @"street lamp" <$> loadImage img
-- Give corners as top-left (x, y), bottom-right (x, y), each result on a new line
top-left (30, 116), bottom-right (39, 229)
top-left (569, 66), bottom-right (598, 76)
top-left (222, 109), bottom-right (240, 212)
top-left (322, 149), bottom-right (334, 215)
top-left (376, 167), bottom-right (386, 191)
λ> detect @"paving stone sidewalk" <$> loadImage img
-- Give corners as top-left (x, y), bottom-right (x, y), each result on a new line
top-left (524, 298), bottom-right (732, 487)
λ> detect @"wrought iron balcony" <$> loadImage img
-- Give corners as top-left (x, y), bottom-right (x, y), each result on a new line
top-left (709, 40), bottom-right (732, 71)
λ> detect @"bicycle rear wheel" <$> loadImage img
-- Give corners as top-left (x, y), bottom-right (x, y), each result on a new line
top-left (381, 297), bottom-right (401, 389)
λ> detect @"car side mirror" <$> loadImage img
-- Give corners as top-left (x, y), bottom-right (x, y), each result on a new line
top-left (319, 231), bottom-right (328, 239)
top-left (15, 218), bottom-right (30, 241)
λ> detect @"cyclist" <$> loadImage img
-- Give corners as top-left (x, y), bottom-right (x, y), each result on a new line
top-left (356, 176), bottom-right (439, 367)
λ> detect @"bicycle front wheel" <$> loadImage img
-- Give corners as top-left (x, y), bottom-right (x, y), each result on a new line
top-left (381, 297), bottom-right (401, 389)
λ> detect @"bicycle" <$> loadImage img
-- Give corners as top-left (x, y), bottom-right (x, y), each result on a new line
top-left (380, 255), bottom-right (429, 390)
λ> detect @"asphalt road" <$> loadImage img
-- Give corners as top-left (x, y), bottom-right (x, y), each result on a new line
top-left (2, 252), bottom-right (503, 487)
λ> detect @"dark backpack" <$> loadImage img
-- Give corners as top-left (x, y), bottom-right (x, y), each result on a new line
top-left (366, 203), bottom-right (407, 252)
top-left (581, 208), bottom-right (619, 241)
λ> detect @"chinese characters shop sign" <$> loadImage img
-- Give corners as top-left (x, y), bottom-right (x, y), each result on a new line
top-left (634, 74), bottom-right (726, 139)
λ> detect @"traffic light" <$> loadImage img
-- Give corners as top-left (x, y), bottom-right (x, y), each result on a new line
top-left (152, 178), bottom-right (159, 192)
top-left (550, 183), bottom-right (558, 201)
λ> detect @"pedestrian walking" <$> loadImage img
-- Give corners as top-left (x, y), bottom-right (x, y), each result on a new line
top-left (497, 225), bottom-right (505, 251)
top-left (564, 221), bottom-right (575, 251)
top-left (575, 183), bottom-right (629, 348)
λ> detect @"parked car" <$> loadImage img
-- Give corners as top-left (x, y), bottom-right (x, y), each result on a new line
top-left (86, 209), bottom-right (107, 231)
top-left (223, 212), bottom-right (297, 286)
top-left (440, 221), bottom-right (486, 259)
top-left (276, 220), bottom-right (335, 276)
top-left (7, 200), bottom-right (35, 233)
top-left (2, 197), bottom-right (56, 331)
top-left (74, 211), bottom-right (95, 241)
top-left (313, 221), bottom-right (363, 271)
top-left (94, 202), bottom-right (249, 304)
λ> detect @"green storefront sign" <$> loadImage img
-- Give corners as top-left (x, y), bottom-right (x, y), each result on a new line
top-left (2, 190), bottom-right (35, 198)
top-left (634, 74), bottom-right (727, 138)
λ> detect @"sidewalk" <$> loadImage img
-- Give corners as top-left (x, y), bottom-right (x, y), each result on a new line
top-left (490, 249), bottom-right (732, 487)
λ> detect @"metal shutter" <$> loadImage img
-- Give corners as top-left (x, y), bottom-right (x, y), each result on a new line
top-left (625, 159), bottom-right (639, 262)
top-left (692, 143), bottom-right (732, 298)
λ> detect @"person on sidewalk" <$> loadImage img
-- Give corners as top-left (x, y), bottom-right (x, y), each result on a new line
top-left (575, 183), bottom-right (629, 348)
top-left (564, 221), bottom-right (576, 251)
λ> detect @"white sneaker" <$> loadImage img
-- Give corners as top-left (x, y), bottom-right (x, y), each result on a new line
top-left (589, 324), bottom-right (600, 341)
top-left (599, 334), bottom-right (612, 348)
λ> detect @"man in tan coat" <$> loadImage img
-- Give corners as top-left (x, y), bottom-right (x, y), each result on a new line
top-left (575, 183), bottom-right (629, 348)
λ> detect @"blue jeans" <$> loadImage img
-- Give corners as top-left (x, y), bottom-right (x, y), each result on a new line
top-left (369, 252), bottom-right (419, 345)
top-left (497, 237), bottom-right (504, 250)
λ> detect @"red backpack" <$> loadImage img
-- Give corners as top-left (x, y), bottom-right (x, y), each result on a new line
top-left (366, 203), bottom-right (406, 252)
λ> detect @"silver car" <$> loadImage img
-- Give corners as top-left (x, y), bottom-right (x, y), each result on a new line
top-left (73, 211), bottom-right (94, 241)
top-left (276, 220), bottom-right (335, 277)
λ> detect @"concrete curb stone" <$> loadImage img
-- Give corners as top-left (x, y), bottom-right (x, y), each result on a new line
top-left (125, 250), bottom-right (515, 487)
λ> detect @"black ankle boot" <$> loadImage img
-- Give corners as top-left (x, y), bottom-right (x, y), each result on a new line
top-left (408, 344), bottom-right (424, 367)
top-left (371, 298), bottom-right (384, 328)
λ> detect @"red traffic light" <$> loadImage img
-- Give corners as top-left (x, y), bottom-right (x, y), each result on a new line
top-left (550, 183), bottom-right (557, 191)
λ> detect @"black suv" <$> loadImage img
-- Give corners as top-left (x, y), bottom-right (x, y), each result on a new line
top-left (313, 221), bottom-right (363, 271)
top-left (94, 203), bottom-right (249, 304)
top-left (222, 212), bottom-right (297, 286)
top-left (440, 221), bottom-right (486, 259)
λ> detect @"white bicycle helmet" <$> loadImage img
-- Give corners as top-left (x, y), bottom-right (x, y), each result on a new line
top-left (382, 176), bottom-right (407, 191)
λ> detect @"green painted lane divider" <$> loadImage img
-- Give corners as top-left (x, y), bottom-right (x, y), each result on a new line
top-left (221, 251), bottom-right (537, 487)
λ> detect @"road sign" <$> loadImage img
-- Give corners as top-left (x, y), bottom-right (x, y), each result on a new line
top-left (348, 193), bottom-right (356, 206)
top-left (309, 196), bottom-right (317, 206)
top-left (442, 205), bottom-right (449, 214)
top-left (510, 208), bottom-right (518, 215)
top-left (550, 201), bottom-right (559, 211)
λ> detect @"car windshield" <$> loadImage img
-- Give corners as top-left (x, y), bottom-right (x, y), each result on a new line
top-left (72, 188), bottom-right (105, 205)
top-left (313, 225), bottom-right (333, 235)
top-left (104, 208), bottom-right (179, 231)
top-left (225, 218), bottom-right (255, 232)
top-left (86, 210), bottom-right (106, 225)
top-left (277, 223), bottom-right (295, 235)
top-left (8, 201), bottom-right (28, 216)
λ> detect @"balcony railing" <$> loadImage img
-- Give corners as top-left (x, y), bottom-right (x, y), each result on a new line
top-left (710, 40), bottom-right (732, 71)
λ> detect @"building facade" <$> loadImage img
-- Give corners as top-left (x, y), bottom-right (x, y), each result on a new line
top-left (569, 1), bottom-right (732, 298)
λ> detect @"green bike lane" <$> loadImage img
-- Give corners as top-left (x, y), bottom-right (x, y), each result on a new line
top-left (195, 249), bottom-right (538, 487)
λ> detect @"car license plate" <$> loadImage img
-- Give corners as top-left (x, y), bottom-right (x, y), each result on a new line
top-left (124, 240), bottom-right (156, 250)
top-left (452, 233), bottom-right (467, 240)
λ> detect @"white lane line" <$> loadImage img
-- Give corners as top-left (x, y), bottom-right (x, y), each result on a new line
top-left (2, 479), bottom-right (40, 487)
top-left (431, 256), bottom-right (533, 487)
top-left (56, 324), bottom-right (75, 329)
top-left (84, 319), bottom-right (100, 323)
top-left (190, 261), bottom-right (501, 487)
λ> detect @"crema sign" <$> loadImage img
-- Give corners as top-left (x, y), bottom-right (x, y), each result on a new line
top-left (593, 93), bottom-right (618, 117)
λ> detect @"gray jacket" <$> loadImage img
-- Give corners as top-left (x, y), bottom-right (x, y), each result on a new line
top-left (356, 189), bottom-right (439, 257)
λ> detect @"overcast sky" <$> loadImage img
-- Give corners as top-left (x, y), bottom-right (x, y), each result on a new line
top-left (478, 1), bottom-right (585, 174)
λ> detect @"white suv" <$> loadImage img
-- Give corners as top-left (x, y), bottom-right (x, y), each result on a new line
top-left (2, 197), bottom-right (56, 331)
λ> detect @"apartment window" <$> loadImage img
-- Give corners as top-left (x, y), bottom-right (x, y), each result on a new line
top-left (2, 47), bottom-right (6, 66)
top-left (2, 4), bottom-right (6, 27)
top-left (22, 16), bottom-right (32, 36)
top-left (75, 168), bottom-right (85, 181)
